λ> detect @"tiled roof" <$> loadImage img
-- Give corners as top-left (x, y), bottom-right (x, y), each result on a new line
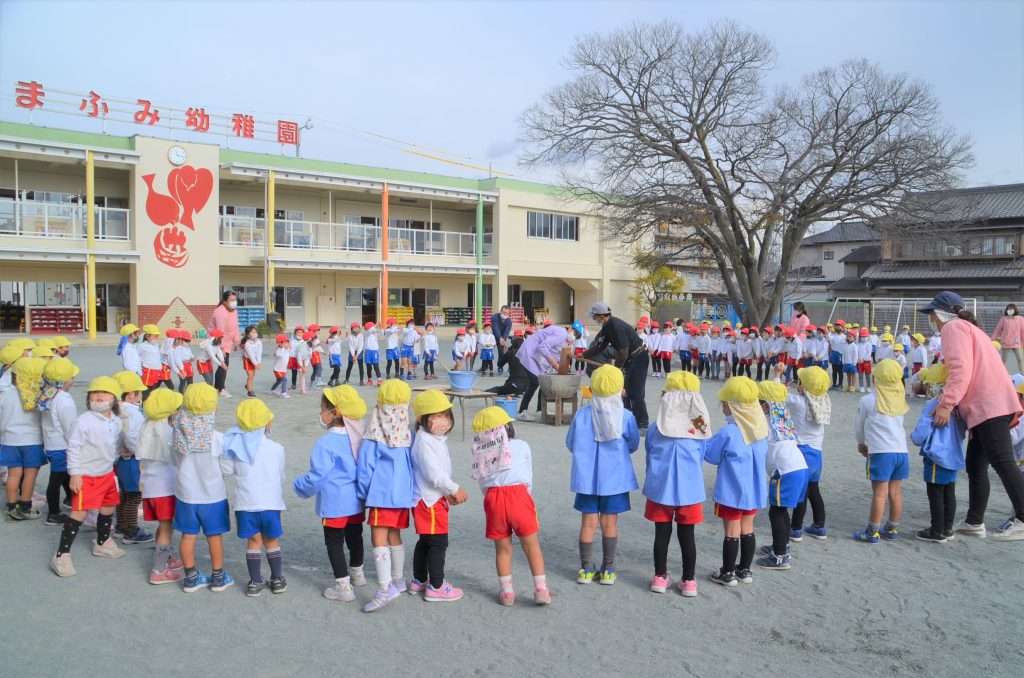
top-left (889, 183), bottom-right (1024, 224)
top-left (801, 221), bottom-right (879, 245)
top-left (839, 245), bottom-right (882, 264)
top-left (862, 259), bottom-right (1024, 280)
top-left (827, 276), bottom-right (869, 291)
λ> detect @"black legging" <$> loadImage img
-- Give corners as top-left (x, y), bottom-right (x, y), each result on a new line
top-left (653, 522), bottom-right (696, 580)
top-left (768, 505), bottom-right (792, 556)
top-left (214, 352), bottom-right (229, 391)
top-left (324, 523), bottom-right (364, 579)
top-left (517, 373), bottom-right (541, 413)
top-left (791, 481), bottom-right (825, 530)
top-left (623, 351), bottom-right (650, 429)
top-left (345, 358), bottom-right (364, 383)
top-left (926, 482), bottom-right (956, 536)
top-left (46, 470), bottom-right (70, 516)
top-left (831, 362), bottom-right (843, 388)
top-left (413, 533), bottom-right (449, 589)
top-left (965, 414), bottom-right (1024, 523)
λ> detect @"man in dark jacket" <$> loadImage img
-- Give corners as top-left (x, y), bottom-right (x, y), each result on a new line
top-left (491, 305), bottom-right (513, 375)
top-left (582, 301), bottom-right (649, 432)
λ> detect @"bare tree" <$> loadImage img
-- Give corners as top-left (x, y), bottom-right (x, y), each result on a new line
top-left (520, 21), bottom-right (973, 325)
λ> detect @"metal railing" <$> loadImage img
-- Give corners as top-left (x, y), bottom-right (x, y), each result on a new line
top-left (0, 199), bottom-right (131, 240)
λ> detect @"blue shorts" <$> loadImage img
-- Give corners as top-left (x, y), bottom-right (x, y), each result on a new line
top-left (798, 444), bottom-right (823, 483)
top-left (364, 350), bottom-right (379, 365)
top-left (843, 364), bottom-right (857, 374)
top-left (424, 351), bottom-right (436, 363)
top-left (922, 457), bottom-right (958, 485)
top-left (386, 348), bottom-right (399, 361)
top-left (329, 354), bottom-right (342, 367)
top-left (770, 469), bottom-right (809, 509)
top-left (400, 345), bottom-right (414, 359)
top-left (867, 453), bottom-right (910, 482)
top-left (452, 350), bottom-right (463, 362)
top-left (114, 457), bottom-right (140, 493)
top-left (173, 498), bottom-right (231, 536)
top-left (679, 352), bottom-right (691, 362)
top-left (573, 492), bottom-right (631, 515)
top-left (830, 351), bottom-right (842, 365)
top-left (0, 444), bottom-right (45, 468)
top-left (45, 449), bottom-right (68, 473)
top-left (235, 509), bottom-right (283, 539)
top-left (480, 348), bottom-right (494, 361)
top-left (699, 353), bottom-right (708, 362)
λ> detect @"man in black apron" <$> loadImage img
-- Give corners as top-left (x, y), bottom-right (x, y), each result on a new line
top-left (582, 301), bottom-right (649, 433)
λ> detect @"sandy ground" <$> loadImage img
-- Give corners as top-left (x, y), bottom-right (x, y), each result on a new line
top-left (1, 347), bottom-right (1022, 678)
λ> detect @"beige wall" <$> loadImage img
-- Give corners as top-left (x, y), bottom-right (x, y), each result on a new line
top-left (795, 242), bottom-right (864, 282)
top-left (0, 161), bottom-right (129, 199)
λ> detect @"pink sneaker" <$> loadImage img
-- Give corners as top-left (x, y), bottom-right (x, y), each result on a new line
top-left (168, 556), bottom-right (184, 571)
top-left (407, 578), bottom-right (427, 595)
top-left (425, 580), bottom-right (463, 602)
top-left (533, 588), bottom-right (552, 605)
top-left (650, 574), bottom-right (671, 593)
top-left (499, 590), bottom-right (516, 607)
top-left (678, 579), bottom-right (698, 597)
top-left (149, 566), bottom-right (183, 585)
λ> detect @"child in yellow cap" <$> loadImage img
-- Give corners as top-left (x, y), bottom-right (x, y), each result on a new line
top-left (909, 333), bottom-right (929, 379)
top-left (51, 336), bottom-right (71, 358)
top-left (38, 357), bottom-right (79, 525)
top-left (50, 376), bottom-right (126, 577)
top-left (910, 365), bottom-right (966, 543)
top-left (118, 324), bottom-right (142, 376)
top-left (567, 365), bottom-right (640, 586)
top-left (408, 390), bottom-right (468, 602)
top-left (138, 388), bottom-right (185, 584)
top-left (852, 359), bottom-right (910, 543)
top-left (1, 357), bottom-right (46, 520)
top-left (225, 399), bottom-right (287, 596)
top-left (356, 379), bottom-right (415, 612)
top-left (704, 376), bottom-right (768, 587)
top-left (294, 385), bottom-right (370, 602)
top-left (472, 406), bottom-right (550, 606)
top-left (172, 383), bottom-right (234, 592)
top-left (643, 370), bottom-right (710, 597)
top-left (113, 371), bottom-right (153, 544)
top-left (786, 366), bottom-right (832, 542)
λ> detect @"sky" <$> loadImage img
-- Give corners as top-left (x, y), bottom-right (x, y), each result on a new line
top-left (1, 0), bottom-right (1021, 187)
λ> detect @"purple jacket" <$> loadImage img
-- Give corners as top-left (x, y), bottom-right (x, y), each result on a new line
top-left (518, 327), bottom-right (568, 376)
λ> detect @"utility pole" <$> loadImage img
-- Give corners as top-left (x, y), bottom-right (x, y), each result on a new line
top-left (296, 118), bottom-right (313, 158)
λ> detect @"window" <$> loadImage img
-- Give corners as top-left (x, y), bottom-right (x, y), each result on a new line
top-left (26, 282), bottom-right (81, 306)
top-left (388, 288), bottom-right (412, 307)
top-left (223, 285), bottom-right (265, 307)
top-left (285, 286), bottom-right (304, 307)
top-left (467, 283), bottom-right (493, 307)
top-left (823, 250), bottom-right (834, 261)
top-left (507, 284), bottom-right (521, 304)
top-left (423, 288), bottom-right (441, 306)
top-left (527, 211), bottom-right (579, 241)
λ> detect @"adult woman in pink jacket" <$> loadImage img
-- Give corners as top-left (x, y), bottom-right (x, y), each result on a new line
top-left (923, 292), bottom-right (1024, 541)
top-left (992, 303), bottom-right (1024, 374)
top-left (207, 290), bottom-right (240, 397)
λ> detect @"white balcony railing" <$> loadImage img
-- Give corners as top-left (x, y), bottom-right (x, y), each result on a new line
top-left (218, 215), bottom-right (489, 258)
top-left (0, 199), bottom-right (131, 241)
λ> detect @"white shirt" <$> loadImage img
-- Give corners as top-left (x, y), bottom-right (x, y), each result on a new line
top-left (327, 336), bottom-right (342, 357)
top-left (736, 338), bottom-right (753, 359)
top-left (174, 431), bottom-right (232, 504)
top-left (478, 438), bottom-right (534, 491)
top-left (423, 333), bottom-right (439, 353)
top-left (453, 337), bottom-right (470, 358)
top-left (121, 342), bottom-right (142, 375)
top-left (841, 340), bottom-right (858, 364)
top-left (365, 331), bottom-right (379, 352)
top-left (138, 341), bottom-right (163, 370)
top-left (853, 394), bottom-right (908, 454)
top-left (787, 394), bottom-right (825, 450)
top-left (411, 431), bottom-right (460, 507)
top-left (41, 390), bottom-right (77, 451)
top-left (402, 327), bottom-right (418, 347)
top-left (766, 438), bottom-right (808, 477)
top-left (478, 333), bottom-right (497, 350)
top-left (231, 436), bottom-right (286, 512)
top-left (171, 344), bottom-right (194, 374)
top-left (243, 339), bottom-right (263, 366)
top-left (876, 344), bottom-right (895, 361)
top-left (857, 340), bottom-right (873, 362)
top-left (119, 402), bottom-right (144, 455)
top-left (273, 347), bottom-right (290, 372)
top-left (573, 326), bottom-right (589, 350)
top-left (347, 333), bottom-right (364, 356)
top-left (466, 333), bottom-right (478, 353)
top-left (140, 420), bottom-right (175, 499)
top-left (160, 337), bottom-right (175, 364)
top-left (910, 345), bottom-right (929, 365)
top-left (67, 410), bottom-right (122, 477)
top-left (676, 333), bottom-right (692, 352)
top-left (895, 353), bottom-right (908, 369)
top-left (0, 386), bottom-right (42, 446)
top-left (385, 327), bottom-right (400, 350)
top-left (296, 342), bottom-right (311, 367)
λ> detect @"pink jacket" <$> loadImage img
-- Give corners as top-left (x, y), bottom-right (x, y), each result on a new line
top-left (789, 313), bottom-right (810, 335)
top-left (992, 315), bottom-right (1024, 349)
top-left (939, 319), bottom-right (1022, 429)
top-left (208, 304), bottom-right (240, 354)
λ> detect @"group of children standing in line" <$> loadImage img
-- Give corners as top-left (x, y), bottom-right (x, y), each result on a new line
top-left (4, 330), bottom-right (1023, 610)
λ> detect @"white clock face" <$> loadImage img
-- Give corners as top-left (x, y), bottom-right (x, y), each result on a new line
top-left (168, 145), bottom-right (187, 166)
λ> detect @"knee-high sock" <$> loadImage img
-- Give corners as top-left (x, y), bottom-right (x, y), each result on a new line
top-left (372, 546), bottom-right (391, 591)
top-left (389, 544), bottom-right (404, 582)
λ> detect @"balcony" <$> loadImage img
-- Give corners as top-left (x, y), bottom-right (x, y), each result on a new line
top-left (0, 198), bottom-right (131, 241)
top-left (219, 215), bottom-right (488, 258)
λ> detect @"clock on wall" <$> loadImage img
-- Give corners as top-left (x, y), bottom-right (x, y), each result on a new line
top-left (167, 145), bottom-right (187, 166)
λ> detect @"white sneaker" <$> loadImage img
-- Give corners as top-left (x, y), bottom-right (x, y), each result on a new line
top-left (954, 521), bottom-right (986, 538)
top-left (50, 553), bottom-right (76, 577)
top-left (350, 566), bottom-right (367, 586)
top-left (991, 518), bottom-right (1024, 541)
top-left (92, 538), bottom-right (125, 558)
top-left (516, 412), bottom-right (536, 422)
top-left (278, 392), bottom-right (291, 399)
top-left (220, 390), bottom-right (233, 398)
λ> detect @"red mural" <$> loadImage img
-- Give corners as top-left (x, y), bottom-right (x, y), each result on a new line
top-left (142, 165), bottom-right (213, 268)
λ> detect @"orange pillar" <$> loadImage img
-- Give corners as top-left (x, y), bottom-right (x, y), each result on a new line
top-left (380, 183), bottom-right (389, 324)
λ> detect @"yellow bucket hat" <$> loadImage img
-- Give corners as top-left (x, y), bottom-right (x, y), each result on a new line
top-left (873, 359), bottom-right (908, 416)
top-left (114, 370), bottom-right (146, 394)
top-left (591, 364), bottom-right (624, 397)
top-left (142, 324), bottom-right (161, 336)
top-left (881, 333), bottom-right (894, 342)
top-left (43, 357), bottom-right (79, 383)
top-left (143, 388), bottom-right (183, 420)
top-left (665, 370), bottom-right (700, 392)
top-left (0, 345), bottom-right (23, 366)
top-left (472, 406), bottom-right (513, 433)
top-left (413, 390), bottom-right (453, 417)
top-left (797, 366), bottom-right (830, 397)
top-left (120, 323), bottom-right (140, 336)
top-left (992, 340), bottom-right (1001, 351)
top-left (912, 333), bottom-right (926, 345)
top-left (51, 336), bottom-right (71, 348)
top-left (1016, 381), bottom-right (1024, 396)
top-left (87, 375), bottom-right (123, 397)
top-left (873, 359), bottom-right (903, 385)
top-left (236, 398), bottom-right (274, 431)
top-left (377, 379), bottom-right (412, 406)
top-left (37, 338), bottom-right (56, 349)
top-left (324, 385), bottom-right (368, 419)
top-left (9, 338), bottom-right (35, 351)
top-left (13, 357), bottom-right (47, 410)
top-left (919, 364), bottom-right (949, 384)
top-left (893, 343), bottom-right (905, 353)
top-left (716, 376), bottom-right (760, 404)
top-left (182, 382), bottom-right (218, 415)
top-left (757, 380), bottom-right (788, 403)
top-left (31, 346), bottom-right (54, 359)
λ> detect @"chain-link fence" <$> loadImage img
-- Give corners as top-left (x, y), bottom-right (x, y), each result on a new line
top-left (820, 297), bottom-right (1021, 334)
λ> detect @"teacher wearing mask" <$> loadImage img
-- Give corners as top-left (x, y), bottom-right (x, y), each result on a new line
top-left (789, 301), bottom-right (810, 336)
top-left (582, 302), bottom-right (649, 433)
top-left (923, 291), bottom-right (1024, 541)
top-left (208, 290), bottom-right (241, 397)
top-left (491, 304), bottom-right (513, 375)
top-left (992, 303), bottom-right (1024, 374)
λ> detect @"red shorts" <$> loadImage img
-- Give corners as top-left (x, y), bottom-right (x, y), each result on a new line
top-left (777, 353), bottom-right (788, 364)
top-left (573, 348), bottom-right (585, 356)
top-left (311, 353), bottom-right (322, 366)
top-left (161, 366), bottom-right (171, 380)
top-left (912, 363), bottom-right (922, 374)
top-left (71, 471), bottom-right (120, 511)
top-left (322, 512), bottom-right (365, 529)
top-left (143, 495), bottom-right (176, 521)
top-left (658, 351), bottom-right (671, 360)
top-left (287, 357), bottom-right (298, 370)
top-left (412, 497), bottom-right (450, 535)
top-left (197, 360), bottom-right (214, 374)
top-left (366, 506), bottom-right (410, 529)
top-left (181, 362), bottom-right (194, 378)
top-left (484, 485), bottom-right (539, 540)
top-left (142, 367), bottom-right (163, 387)
top-left (857, 360), bottom-right (872, 374)
top-left (714, 503), bottom-right (758, 520)
top-left (691, 349), bottom-right (699, 360)
top-left (644, 499), bottom-right (703, 525)
top-left (243, 357), bottom-right (258, 372)
top-left (273, 370), bottom-right (286, 379)
top-left (740, 359), bottom-right (752, 366)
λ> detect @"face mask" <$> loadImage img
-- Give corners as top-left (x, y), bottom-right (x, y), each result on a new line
top-left (928, 316), bottom-right (939, 332)
top-left (500, 313), bottom-right (509, 320)
top-left (90, 400), bottom-right (113, 413)
top-left (227, 300), bottom-right (237, 310)
top-left (318, 412), bottom-right (331, 430)
top-left (1009, 310), bottom-right (1016, 316)
top-left (249, 332), bottom-right (257, 339)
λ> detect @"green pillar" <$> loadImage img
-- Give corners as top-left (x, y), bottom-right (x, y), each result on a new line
top-left (475, 194), bottom-right (484, 324)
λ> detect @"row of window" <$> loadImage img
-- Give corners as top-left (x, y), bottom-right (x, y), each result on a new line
top-left (0, 188), bottom-right (127, 209)
top-left (894, 235), bottom-right (1018, 259)
top-left (527, 211), bottom-right (579, 241)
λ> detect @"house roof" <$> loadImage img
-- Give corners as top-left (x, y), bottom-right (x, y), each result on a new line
top-left (888, 183), bottom-right (1024, 225)
top-left (801, 221), bottom-right (879, 245)
top-left (827, 276), bottom-right (869, 291)
top-left (862, 259), bottom-right (1024, 280)
top-left (839, 245), bottom-right (882, 264)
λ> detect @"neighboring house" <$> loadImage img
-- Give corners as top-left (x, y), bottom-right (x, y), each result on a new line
top-left (827, 245), bottom-right (882, 298)
top-left (792, 221), bottom-right (880, 299)
top-left (653, 221), bottom-right (728, 308)
top-left (863, 183), bottom-right (1024, 299)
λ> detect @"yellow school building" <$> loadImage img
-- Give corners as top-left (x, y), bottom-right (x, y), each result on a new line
top-left (0, 121), bottom-right (642, 337)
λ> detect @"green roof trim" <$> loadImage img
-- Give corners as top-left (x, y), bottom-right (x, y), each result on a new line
top-left (0, 121), bottom-right (134, 150)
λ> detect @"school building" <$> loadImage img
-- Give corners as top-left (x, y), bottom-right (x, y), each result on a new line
top-left (0, 121), bottom-right (641, 337)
